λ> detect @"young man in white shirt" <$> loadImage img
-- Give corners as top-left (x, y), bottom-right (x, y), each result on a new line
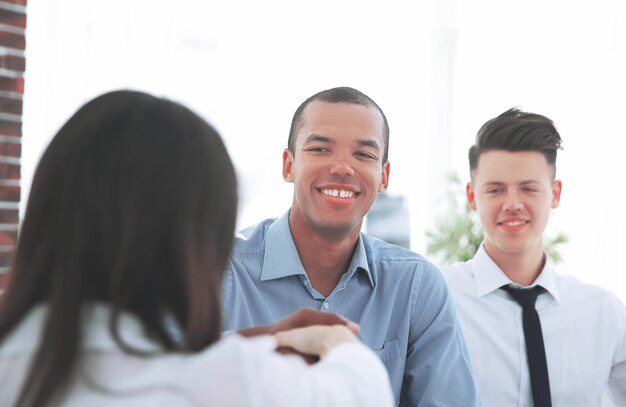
top-left (442, 108), bottom-right (626, 407)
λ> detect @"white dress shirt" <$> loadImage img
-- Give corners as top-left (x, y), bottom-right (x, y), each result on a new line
top-left (0, 304), bottom-right (394, 407)
top-left (442, 244), bottom-right (626, 407)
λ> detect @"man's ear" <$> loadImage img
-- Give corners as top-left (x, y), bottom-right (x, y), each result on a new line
top-left (378, 161), bottom-right (390, 193)
top-left (283, 149), bottom-right (295, 182)
top-left (467, 182), bottom-right (477, 210)
top-left (551, 180), bottom-right (562, 209)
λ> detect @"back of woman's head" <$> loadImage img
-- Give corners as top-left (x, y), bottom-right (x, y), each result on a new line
top-left (0, 90), bottom-right (238, 406)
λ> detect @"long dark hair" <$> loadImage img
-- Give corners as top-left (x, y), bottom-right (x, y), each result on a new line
top-left (0, 90), bottom-right (238, 406)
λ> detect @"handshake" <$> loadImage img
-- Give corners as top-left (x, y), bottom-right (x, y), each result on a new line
top-left (237, 308), bottom-right (360, 364)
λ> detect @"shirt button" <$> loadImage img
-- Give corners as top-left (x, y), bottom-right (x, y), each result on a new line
top-left (323, 302), bottom-right (329, 310)
top-left (303, 280), bottom-right (309, 286)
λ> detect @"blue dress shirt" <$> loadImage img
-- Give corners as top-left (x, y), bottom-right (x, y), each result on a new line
top-left (223, 212), bottom-right (481, 407)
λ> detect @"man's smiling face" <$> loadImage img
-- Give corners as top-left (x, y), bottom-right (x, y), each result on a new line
top-left (467, 150), bottom-right (561, 260)
top-left (283, 100), bottom-right (389, 238)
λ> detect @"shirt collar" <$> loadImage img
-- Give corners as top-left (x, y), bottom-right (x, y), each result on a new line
top-left (1, 303), bottom-right (162, 356)
top-left (473, 243), bottom-right (560, 302)
top-left (81, 303), bottom-right (163, 352)
top-left (261, 211), bottom-right (307, 281)
top-left (261, 211), bottom-right (374, 287)
top-left (349, 233), bottom-right (375, 287)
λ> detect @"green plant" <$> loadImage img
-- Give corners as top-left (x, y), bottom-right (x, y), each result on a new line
top-left (425, 173), bottom-right (568, 265)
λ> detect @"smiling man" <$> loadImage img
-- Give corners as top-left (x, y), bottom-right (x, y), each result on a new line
top-left (222, 87), bottom-right (481, 406)
top-left (442, 108), bottom-right (626, 406)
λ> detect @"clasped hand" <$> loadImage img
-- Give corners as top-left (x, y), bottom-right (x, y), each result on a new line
top-left (237, 308), bottom-right (360, 364)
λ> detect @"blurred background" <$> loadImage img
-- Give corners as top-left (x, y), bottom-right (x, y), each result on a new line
top-left (5, 0), bottom-right (626, 302)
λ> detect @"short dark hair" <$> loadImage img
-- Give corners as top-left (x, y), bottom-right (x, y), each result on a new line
top-left (0, 90), bottom-right (238, 407)
top-left (469, 107), bottom-right (563, 179)
top-left (288, 86), bottom-right (390, 163)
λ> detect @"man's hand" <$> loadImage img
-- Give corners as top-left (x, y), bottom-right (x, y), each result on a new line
top-left (236, 308), bottom-right (359, 364)
top-left (237, 307), bottom-right (359, 337)
top-left (275, 325), bottom-right (358, 360)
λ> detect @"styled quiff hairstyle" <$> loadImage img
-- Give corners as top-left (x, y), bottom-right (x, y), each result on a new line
top-left (287, 86), bottom-right (390, 163)
top-left (0, 90), bottom-right (238, 407)
top-left (469, 107), bottom-right (563, 179)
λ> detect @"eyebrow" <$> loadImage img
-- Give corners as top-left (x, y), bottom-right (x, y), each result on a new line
top-left (303, 134), bottom-right (381, 151)
top-left (303, 134), bottom-right (333, 144)
top-left (483, 180), bottom-right (542, 187)
top-left (357, 139), bottom-right (380, 151)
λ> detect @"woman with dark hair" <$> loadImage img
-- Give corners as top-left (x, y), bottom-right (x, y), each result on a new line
top-left (0, 90), bottom-right (393, 407)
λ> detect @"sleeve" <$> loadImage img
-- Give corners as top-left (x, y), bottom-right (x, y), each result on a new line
top-left (607, 296), bottom-right (626, 405)
top-left (178, 335), bottom-right (394, 407)
top-left (401, 261), bottom-right (482, 406)
top-left (251, 338), bottom-right (395, 407)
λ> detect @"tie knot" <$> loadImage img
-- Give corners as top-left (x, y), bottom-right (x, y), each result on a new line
top-left (501, 285), bottom-right (543, 308)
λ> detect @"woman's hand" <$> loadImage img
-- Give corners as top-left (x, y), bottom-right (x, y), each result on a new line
top-left (274, 325), bottom-right (358, 360)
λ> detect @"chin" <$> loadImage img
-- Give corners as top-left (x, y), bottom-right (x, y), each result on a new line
top-left (486, 237), bottom-right (527, 254)
top-left (315, 220), bottom-right (359, 237)
top-left (499, 241), bottom-right (538, 254)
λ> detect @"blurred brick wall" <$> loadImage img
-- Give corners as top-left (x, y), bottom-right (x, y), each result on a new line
top-left (0, 0), bottom-right (26, 291)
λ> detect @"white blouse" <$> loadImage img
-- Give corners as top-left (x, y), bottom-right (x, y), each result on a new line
top-left (0, 304), bottom-right (394, 406)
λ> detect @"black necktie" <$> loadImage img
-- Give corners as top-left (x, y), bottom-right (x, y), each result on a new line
top-left (501, 285), bottom-right (552, 407)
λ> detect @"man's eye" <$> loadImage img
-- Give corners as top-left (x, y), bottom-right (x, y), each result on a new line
top-left (356, 152), bottom-right (376, 160)
top-left (486, 189), bottom-right (501, 194)
top-left (306, 147), bottom-right (328, 153)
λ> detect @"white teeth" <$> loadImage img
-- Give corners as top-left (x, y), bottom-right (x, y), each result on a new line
top-left (503, 220), bottom-right (525, 226)
top-left (322, 189), bottom-right (354, 199)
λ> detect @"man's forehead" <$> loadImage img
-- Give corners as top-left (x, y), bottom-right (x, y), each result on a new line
top-left (301, 100), bottom-right (378, 120)
top-left (297, 102), bottom-right (385, 143)
top-left (475, 150), bottom-right (552, 169)
top-left (472, 150), bottom-right (556, 179)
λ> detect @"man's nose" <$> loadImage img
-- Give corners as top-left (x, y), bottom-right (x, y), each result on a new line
top-left (503, 191), bottom-right (524, 211)
top-left (329, 158), bottom-right (355, 177)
